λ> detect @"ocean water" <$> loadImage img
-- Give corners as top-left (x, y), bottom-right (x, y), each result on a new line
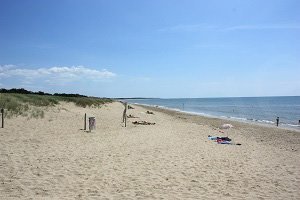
top-left (125, 96), bottom-right (300, 129)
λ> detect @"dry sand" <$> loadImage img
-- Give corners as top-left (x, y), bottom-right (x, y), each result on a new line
top-left (0, 101), bottom-right (299, 199)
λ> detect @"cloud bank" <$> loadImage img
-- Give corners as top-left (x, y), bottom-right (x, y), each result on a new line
top-left (0, 65), bottom-right (116, 86)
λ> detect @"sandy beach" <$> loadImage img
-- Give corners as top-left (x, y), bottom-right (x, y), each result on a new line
top-left (0, 101), bottom-right (299, 199)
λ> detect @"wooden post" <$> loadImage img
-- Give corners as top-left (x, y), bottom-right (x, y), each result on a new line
top-left (84, 113), bottom-right (87, 130)
top-left (122, 109), bottom-right (125, 122)
top-left (124, 103), bottom-right (127, 127)
top-left (1, 108), bottom-right (4, 128)
top-left (121, 102), bottom-right (128, 127)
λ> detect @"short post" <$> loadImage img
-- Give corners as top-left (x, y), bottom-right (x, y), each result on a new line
top-left (84, 113), bottom-right (87, 130)
top-left (122, 109), bottom-right (126, 122)
top-left (1, 108), bottom-right (4, 128)
top-left (124, 103), bottom-right (127, 127)
top-left (89, 117), bottom-right (96, 132)
top-left (276, 117), bottom-right (279, 127)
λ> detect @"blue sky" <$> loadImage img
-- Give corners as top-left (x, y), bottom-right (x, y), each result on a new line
top-left (0, 0), bottom-right (299, 98)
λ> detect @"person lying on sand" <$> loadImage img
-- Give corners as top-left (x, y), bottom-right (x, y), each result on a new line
top-left (146, 111), bottom-right (154, 114)
top-left (132, 121), bottom-right (156, 125)
top-left (127, 114), bottom-right (138, 118)
top-left (128, 105), bottom-right (134, 109)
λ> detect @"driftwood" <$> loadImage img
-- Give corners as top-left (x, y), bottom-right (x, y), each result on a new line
top-left (132, 121), bottom-right (156, 125)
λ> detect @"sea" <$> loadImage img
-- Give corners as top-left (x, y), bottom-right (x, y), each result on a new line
top-left (124, 96), bottom-right (300, 130)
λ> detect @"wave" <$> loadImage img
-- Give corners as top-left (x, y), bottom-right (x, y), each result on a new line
top-left (282, 123), bottom-right (300, 127)
top-left (129, 102), bottom-right (300, 130)
top-left (257, 119), bottom-right (275, 124)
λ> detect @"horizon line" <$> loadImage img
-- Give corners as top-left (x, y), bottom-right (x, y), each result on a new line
top-left (114, 95), bottom-right (300, 99)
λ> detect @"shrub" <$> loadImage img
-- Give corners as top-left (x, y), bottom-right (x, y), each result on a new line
top-left (0, 93), bottom-right (112, 118)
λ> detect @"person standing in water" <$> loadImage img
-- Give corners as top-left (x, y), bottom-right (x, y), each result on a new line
top-left (276, 117), bottom-right (279, 127)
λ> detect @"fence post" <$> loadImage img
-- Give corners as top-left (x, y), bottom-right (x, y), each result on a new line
top-left (1, 108), bottom-right (4, 128)
top-left (122, 109), bottom-right (125, 122)
top-left (124, 103), bottom-right (127, 127)
top-left (84, 113), bottom-right (87, 130)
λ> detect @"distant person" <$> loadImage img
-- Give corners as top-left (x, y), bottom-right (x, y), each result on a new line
top-left (276, 117), bottom-right (279, 127)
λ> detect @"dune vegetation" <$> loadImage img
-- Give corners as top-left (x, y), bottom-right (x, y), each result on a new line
top-left (0, 91), bottom-right (112, 119)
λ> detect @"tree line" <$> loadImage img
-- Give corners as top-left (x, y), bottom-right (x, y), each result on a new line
top-left (0, 88), bottom-right (88, 98)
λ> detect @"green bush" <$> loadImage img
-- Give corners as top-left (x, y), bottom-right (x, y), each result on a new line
top-left (30, 108), bottom-right (45, 119)
top-left (0, 93), bottom-right (112, 118)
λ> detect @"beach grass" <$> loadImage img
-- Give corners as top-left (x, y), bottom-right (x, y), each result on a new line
top-left (0, 93), bottom-right (112, 118)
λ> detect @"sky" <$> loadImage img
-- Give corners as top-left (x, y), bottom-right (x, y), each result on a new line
top-left (0, 0), bottom-right (300, 98)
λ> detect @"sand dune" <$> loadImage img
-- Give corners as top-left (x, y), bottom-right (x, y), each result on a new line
top-left (0, 102), bottom-right (299, 199)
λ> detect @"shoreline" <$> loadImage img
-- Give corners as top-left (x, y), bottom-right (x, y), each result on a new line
top-left (129, 102), bottom-right (300, 133)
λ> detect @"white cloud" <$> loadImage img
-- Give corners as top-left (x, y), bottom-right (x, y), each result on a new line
top-left (158, 23), bottom-right (300, 32)
top-left (158, 24), bottom-right (217, 32)
top-left (222, 24), bottom-right (300, 31)
top-left (0, 65), bottom-right (16, 77)
top-left (0, 65), bottom-right (116, 86)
